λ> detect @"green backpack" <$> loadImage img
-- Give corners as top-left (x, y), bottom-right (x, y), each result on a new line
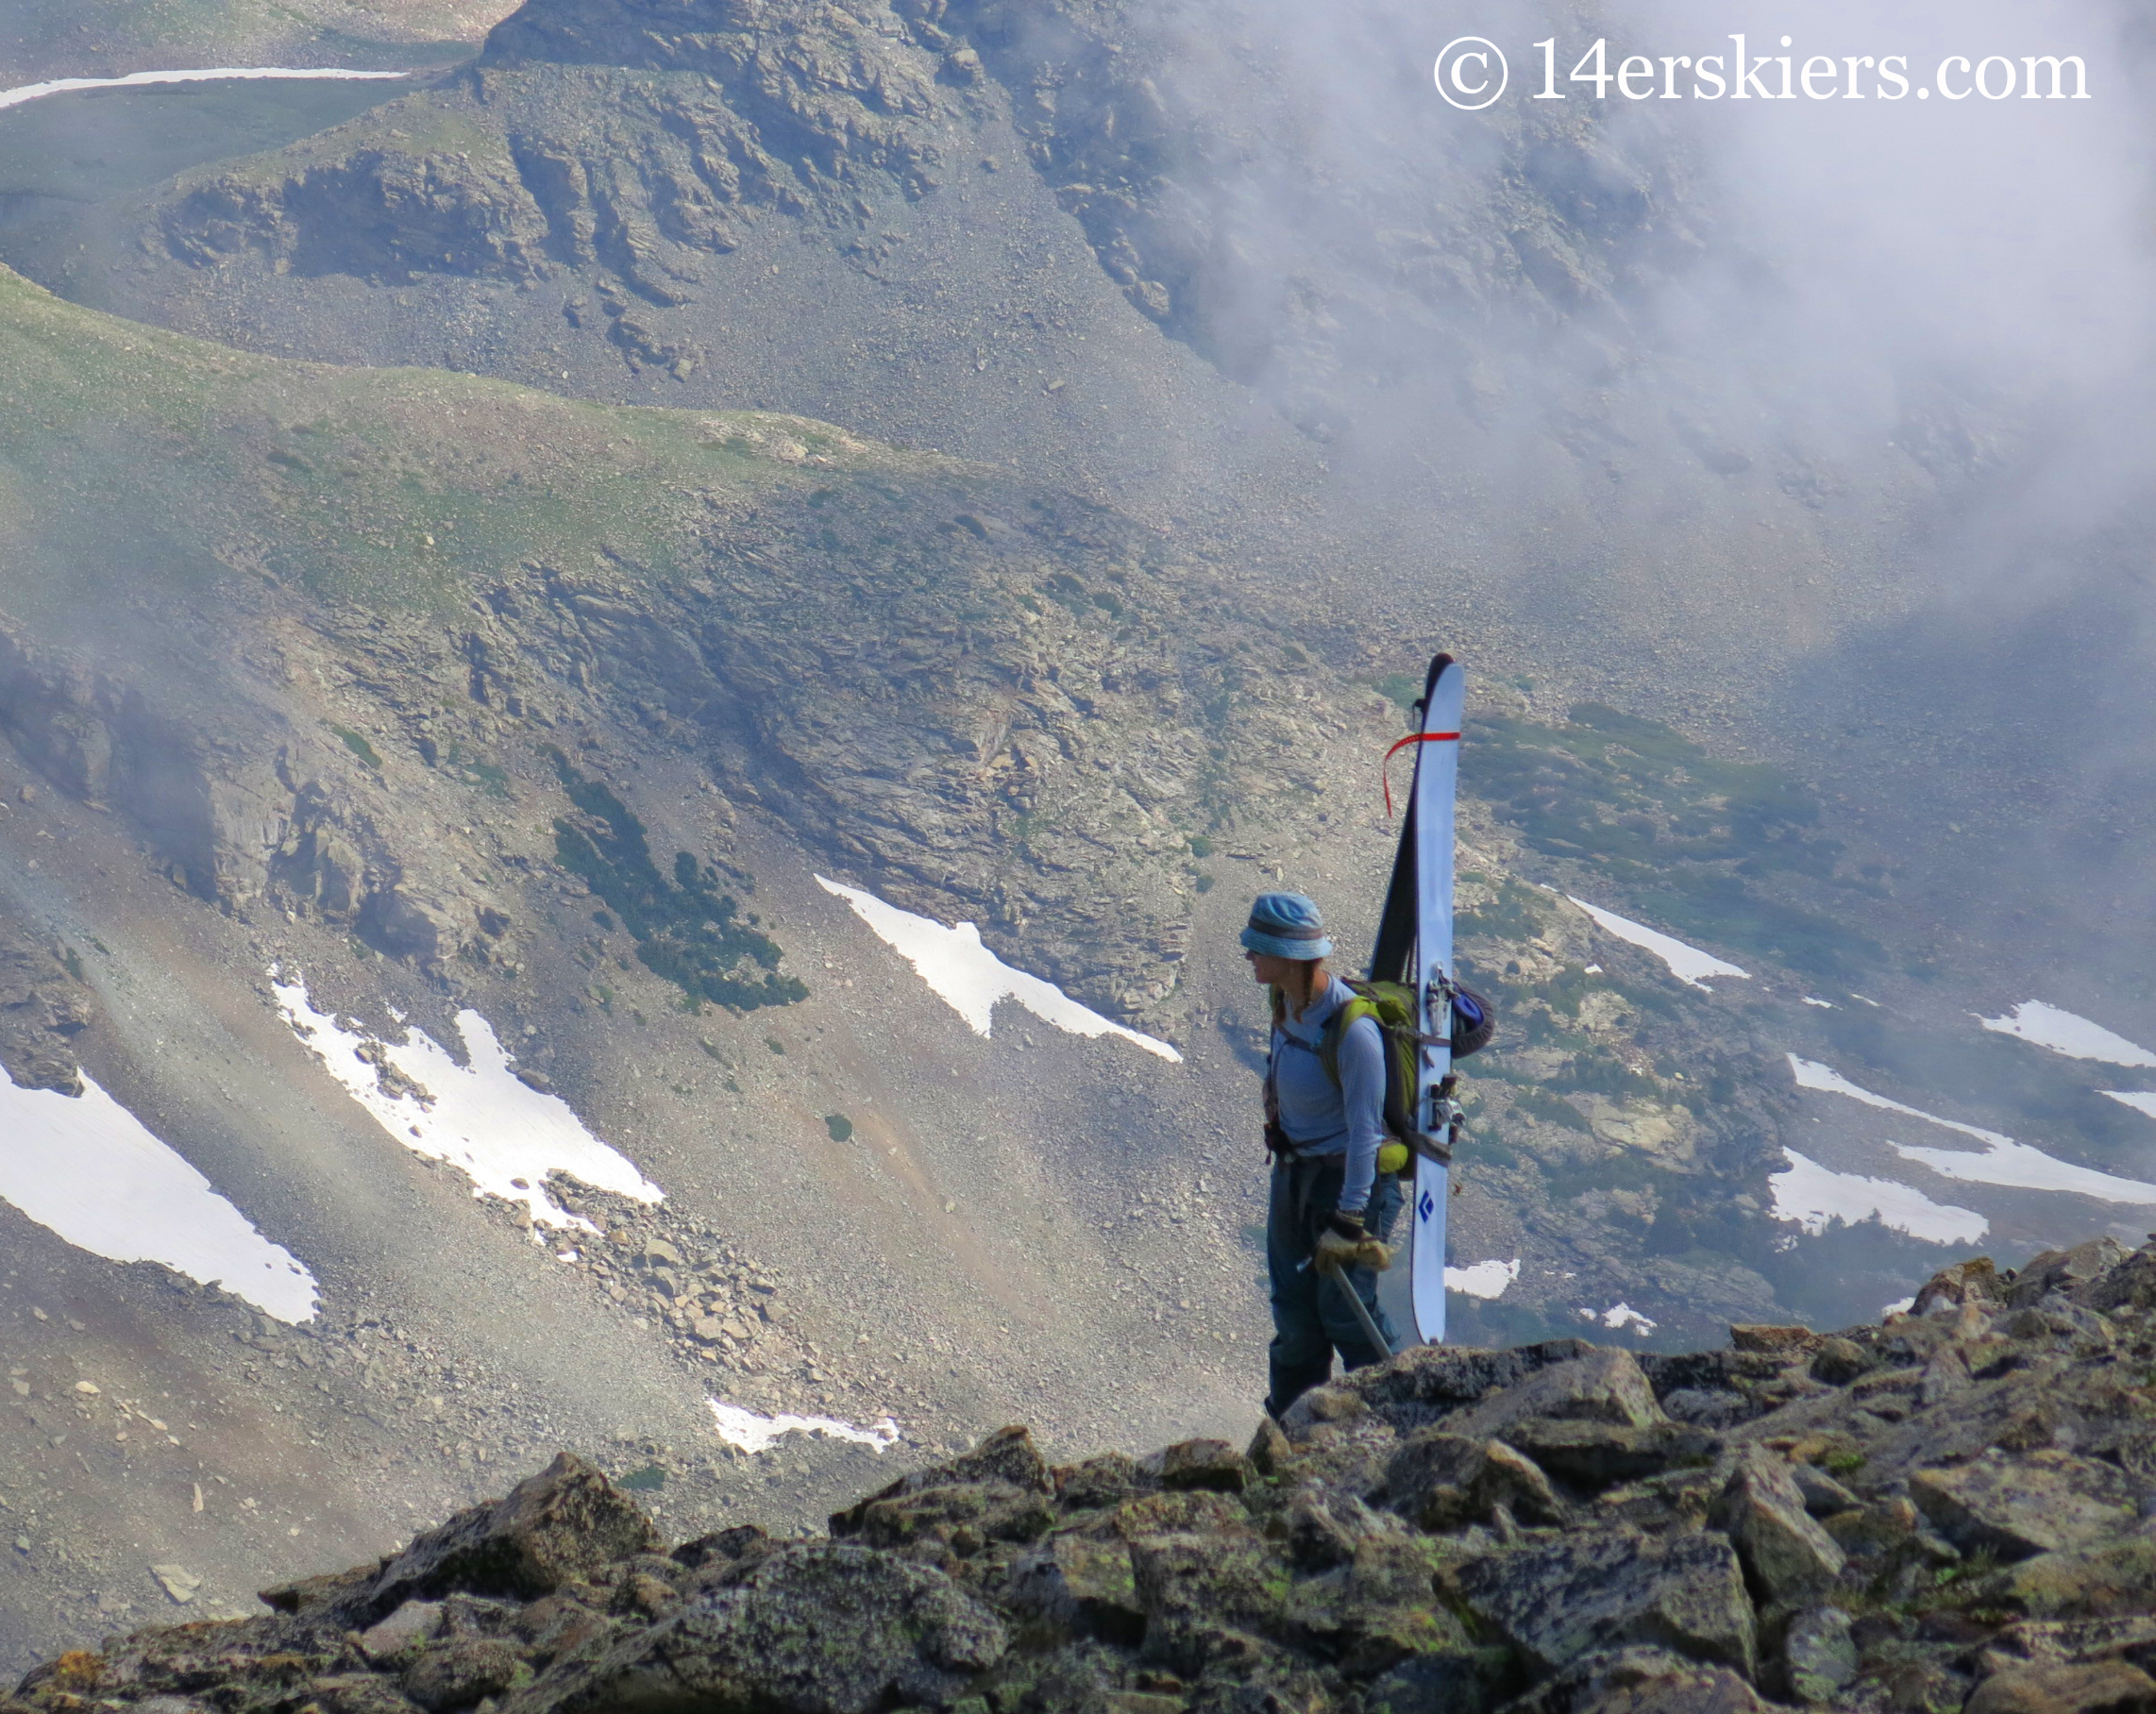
top-left (1266, 978), bottom-right (1492, 1173)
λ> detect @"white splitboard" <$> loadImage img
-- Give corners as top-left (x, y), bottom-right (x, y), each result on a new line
top-left (1406, 657), bottom-right (1464, 1344)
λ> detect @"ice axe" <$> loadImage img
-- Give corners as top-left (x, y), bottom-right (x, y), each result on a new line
top-left (1304, 1252), bottom-right (1400, 1360)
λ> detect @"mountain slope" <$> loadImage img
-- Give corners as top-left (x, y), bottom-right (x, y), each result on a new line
top-left (3, 255), bottom-right (2148, 1677)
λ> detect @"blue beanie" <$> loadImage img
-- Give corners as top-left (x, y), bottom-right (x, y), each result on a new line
top-left (1240, 891), bottom-right (1333, 961)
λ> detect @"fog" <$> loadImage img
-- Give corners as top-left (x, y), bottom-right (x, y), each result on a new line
top-left (986, 0), bottom-right (2156, 1011)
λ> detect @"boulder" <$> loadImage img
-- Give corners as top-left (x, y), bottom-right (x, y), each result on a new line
top-left (92, 1614), bottom-right (356, 1699)
top-left (1781, 1605), bottom-right (1857, 1705)
top-left (300, 1676), bottom-right (428, 1714)
top-left (497, 1544), bottom-right (1005, 1714)
top-left (1912, 1258), bottom-right (2008, 1317)
top-left (1789, 1465), bottom-right (1860, 1518)
top-left (1995, 1617), bottom-right (2156, 1665)
top-left (1456, 1529), bottom-right (1755, 1677)
top-left (1729, 1326), bottom-right (1823, 1359)
top-left (1127, 1529), bottom-right (1289, 1672)
top-left (1441, 1350), bottom-right (1667, 1441)
top-left (1809, 1339), bottom-right (1874, 1386)
top-left (1305, 1340), bottom-right (1600, 1436)
top-left (355, 1602), bottom-right (446, 1666)
top-left (1055, 1453), bottom-right (1156, 1511)
top-left (1247, 1416), bottom-right (1296, 1477)
top-left (1289, 1536), bottom-right (1474, 1679)
top-left (831, 1427), bottom-right (1052, 1536)
top-left (2082, 1244), bottom-right (2156, 1316)
top-left (1501, 1420), bottom-right (1715, 1491)
top-left (1362, 1645), bottom-right (1520, 1714)
top-left (846, 1481), bottom-right (1056, 1560)
top-left (2008, 1242), bottom-right (2131, 1310)
top-left (1912, 1454), bottom-right (2137, 1561)
top-left (1102, 1488), bottom-right (1258, 1541)
top-left (1149, 1438), bottom-right (1252, 1494)
top-left (332, 1454), bottom-right (659, 1624)
top-left (1504, 1646), bottom-right (1773, 1714)
top-left (1380, 1433), bottom-right (1566, 1531)
top-left (1710, 1450), bottom-right (1845, 1605)
top-left (2004, 1531), bottom-right (2156, 1621)
top-left (400, 1638), bottom-right (525, 1713)
top-left (1966, 1662), bottom-right (2156, 1714)
top-left (669, 1524), bottom-right (769, 1572)
top-left (1008, 1532), bottom-right (1144, 1644)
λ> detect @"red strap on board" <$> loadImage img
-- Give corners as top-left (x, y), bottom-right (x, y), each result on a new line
top-left (1382, 731), bottom-right (1459, 817)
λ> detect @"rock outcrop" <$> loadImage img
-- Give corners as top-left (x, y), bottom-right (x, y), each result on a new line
top-left (0, 907), bottom-right (94, 1093)
top-left (22, 1237), bottom-right (2156, 1714)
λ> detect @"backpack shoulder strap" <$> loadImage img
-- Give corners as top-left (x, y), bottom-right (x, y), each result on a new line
top-left (1318, 981), bottom-right (1380, 1091)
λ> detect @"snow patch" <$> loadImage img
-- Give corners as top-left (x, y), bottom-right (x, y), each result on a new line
top-left (1881, 1296), bottom-right (1915, 1318)
top-left (0, 67), bottom-right (410, 114)
top-left (1978, 1001), bottom-right (2156, 1067)
top-left (2103, 1091), bottom-right (2156, 1121)
top-left (1769, 1148), bottom-right (1988, 1244)
top-left (1599, 1303), bottom-right (1658, 1336)
top-left (272, 969), bottom-right (661, 1231)
top-left (817, 877), bottom-right (1181, 1062)
top-left (1802, 997), bottom-right (1835, 1009)
top-left (1789, 1054), bottom-right (2156, 1206)
top-left (1444, 1257), bottom-right (1520, 1300)
top-left (0, 1062), bottom-right (318, 1321)
top-left (1565, 899), bottom-right (1748, 988)
top-left (706, 1400), bottom-right (900, 1455)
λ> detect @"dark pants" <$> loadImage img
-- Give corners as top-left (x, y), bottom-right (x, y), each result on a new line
top-left (1265, 1154), bottom-right (1404, 1420)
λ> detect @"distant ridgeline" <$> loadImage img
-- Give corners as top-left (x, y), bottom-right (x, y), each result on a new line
top-left (546, 748), bottom-right (805, 1013)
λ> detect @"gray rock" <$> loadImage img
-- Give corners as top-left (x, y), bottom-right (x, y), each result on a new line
top-left (1789, 1465), bottom-right (1860, 1518)
top-left (1995, 1616), bottom-right (2156, 1664)
top-left (1380, 1433), bottom-right (1566, 1531)
top-left (401, 1638), bottom-right (525, 1713)
top-left (2004, 1529), bottom-right (2156, 1621)
top-left (844, 1480), bottom-right (1057, 1559)
top-left (1966, 1661), bottom-right (2156, 1714)
top-left (1780, 1605), bottom-right (1857, 1705)
top-left (1456, 1529), bottom-right (1756, 1677)
top-left (1808, 1339), bottom-right (1873, 1386)
top-left (2008, 1242), bottom-right (2131, 1310)
top-left (1710, 1450), bottom-right (1844, 1604)
top-left (1299, 1340), bottom-right (1599, 1437)
top-left (1126, 1526), bottom-right (1286, 1673)
top-left (1008, 1532), bottom-right (1144, 1644)
top-left (356, 1600), bottom-right (446, 1665)
top-left (1912, 1453), bottom-right (2137, 1561)
top-left (830, 1426), bottom-right (1053, 1537)
top-left (1441, 1350), bottom-right (1668, 1441)
top-left (1501, 1420), bottom-right (1716, 1491)
top-left (501, 1544), bottom-right (1005, 1714)
top-left (1147, 1438), bottom-right (1252, 1494)
top-left (333, 1453), bottom-right (661, 1623)
top-left (302, 1675), bottom-right (430, 1714)
top-left (148, 1565), bottom-right (202, 1605)
top-left (1504, 1646), bottom-right (1773, 1714)
top-left (1912, 1257), bottom-right (2008, 1316)
top-left (1362, 1645), bottom-right (1519, 1714)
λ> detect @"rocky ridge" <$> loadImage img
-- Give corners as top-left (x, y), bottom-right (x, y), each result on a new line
top-left (20, 1235), bottom-right (2156, 1714)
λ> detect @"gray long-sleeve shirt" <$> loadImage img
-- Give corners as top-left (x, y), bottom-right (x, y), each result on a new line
top-left (1270, 977), bottom-right (1387, 1215)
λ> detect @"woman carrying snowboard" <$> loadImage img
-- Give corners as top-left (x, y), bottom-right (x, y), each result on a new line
top-left (1244, 890), bottom-right (1404, 1420)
